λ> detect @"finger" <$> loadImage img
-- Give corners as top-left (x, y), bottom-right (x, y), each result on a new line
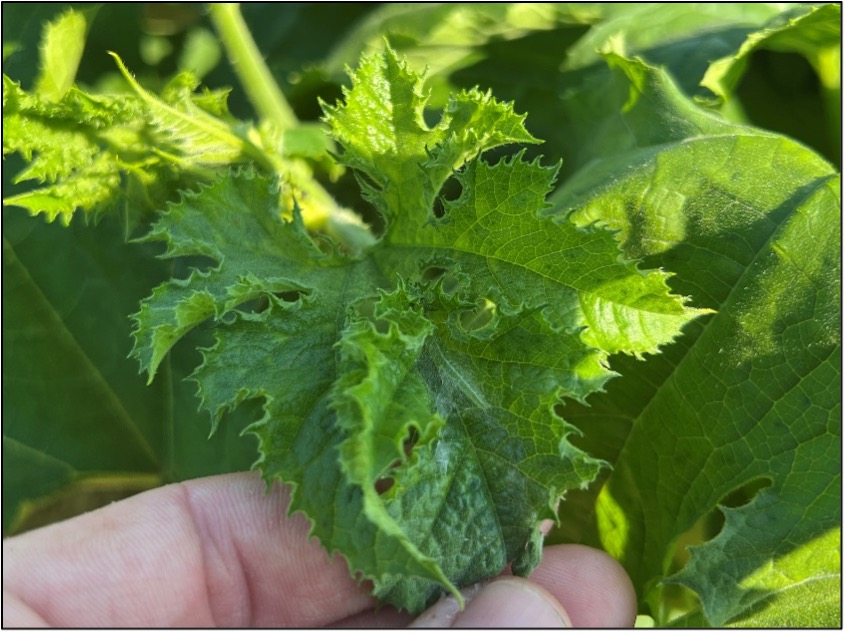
top-left (3, 472), bottom-right (374, 627)
top-left (528, 543), bottom-right (638, 627)
top-left (3, 590), bottom-right (50, 627)
top-left (329, 605), bottom-right (412, 628)
top-left (338, 544), bottom-right (637, 628)
top-left (410, 577), bottom-right (571, 627)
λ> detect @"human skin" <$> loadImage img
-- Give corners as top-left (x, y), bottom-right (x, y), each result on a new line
top-left (3, 472), bottom-right (636, 627)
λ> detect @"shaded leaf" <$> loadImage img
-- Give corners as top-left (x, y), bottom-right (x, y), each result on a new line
top-left (550, 54), bottom-right (840, 627)
top-left (2, 207), bottom-right (255, 535)
top-left (701, 4), bottom-right (841, 104)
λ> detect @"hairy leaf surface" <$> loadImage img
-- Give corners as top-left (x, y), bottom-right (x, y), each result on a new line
top-left (132, 48), bottom-right (704, 611)
top-left (33, 8), bottom-right (87, 102)
top-left (2, 47), bottom-right (256, 224)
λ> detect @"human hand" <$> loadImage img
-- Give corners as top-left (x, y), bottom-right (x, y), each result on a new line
top-left (3, 472), bottom-right (636, 627)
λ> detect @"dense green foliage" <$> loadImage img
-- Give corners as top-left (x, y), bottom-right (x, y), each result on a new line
top-left (3, 3), bottom-right (840, 626)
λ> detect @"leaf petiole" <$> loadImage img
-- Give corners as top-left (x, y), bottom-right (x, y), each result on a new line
top-left (208, 2), bottom-right (298, 132)
top-left (208, 3), bottom-right (375, 254)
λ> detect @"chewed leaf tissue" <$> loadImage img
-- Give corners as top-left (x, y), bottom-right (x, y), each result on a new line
top-left (130, 48), bottom-right (706, 611)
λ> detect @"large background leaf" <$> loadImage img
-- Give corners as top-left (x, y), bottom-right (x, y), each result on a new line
top-left (2, 205), bottom-right (256, 535)
top-left (2, 3), bottom-right (259, 534)
top-left (443, 2), bottom-right (838, 172)
top-left (700, 3), bottom-right (841, 165)
top-left (547, 55), bottom-right (840, 626)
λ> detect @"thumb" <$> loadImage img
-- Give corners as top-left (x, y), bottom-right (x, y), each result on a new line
top-left (410, 578), bottom-right (571, 628)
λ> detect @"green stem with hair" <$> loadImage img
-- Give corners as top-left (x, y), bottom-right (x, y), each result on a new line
top-left (208, 2), bottom-right (376, 254)
top-left (208, 2), bottom-right (298, 131)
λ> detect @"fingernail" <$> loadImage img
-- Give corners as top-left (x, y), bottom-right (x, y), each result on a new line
top-left (409, 583), bottom-right (484, 628)
top-left (410, 579), bottom-right (570, 628)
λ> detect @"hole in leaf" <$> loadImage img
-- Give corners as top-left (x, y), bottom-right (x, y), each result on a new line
top-left (433, 174), bottom-right (462, 219)
top-left (459, 299), bottom-right (496, 331)
top-left (353, 168), bottom-right (382, 194)
top-left (274, 290), bottom-right (304, 303)
top-left (719, 476), bottom-right (773, 509)
top-left (421, 266), bottom-right (447, 283)
top-left (231, 298), bottom-right (267, 315)
top-left (668, 476), bottom-right (774, 575)
top-left (704, 475), bottom-right (774, 539)
top-left (224, 289), bottom-right (308, 322)
top-left (374, 476), bottom-right (395, 495)
top-left (440, 273), bottom-right (461, 296)
top-left (172, 255), bottom-right (218, 278)
top-left (359, 299), bottom-right (390, 333)
top-left (403, 427), bottom-right (419, 457)
top-left (655, 475), bottom-right (773, 622)
top-left (351, 296), bottom-right (391, 333)
top-left (417, 267), bottom-right (461, 293)
top-left (422, 107), bottom-right (441, 129)
top-left (373, 428), bottom-right (420, 497)
top-left (311, 234), bottom-right (337, 255)
top-left (355, 297), bottom-right (377, 319)
top-left (322, 169), bottom-right (386, 237)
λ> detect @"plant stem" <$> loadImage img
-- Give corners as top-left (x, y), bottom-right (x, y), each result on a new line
top-left (208, 3), bottom-right (376, 254)
top-left (208, 3), bottom-right (298, 131)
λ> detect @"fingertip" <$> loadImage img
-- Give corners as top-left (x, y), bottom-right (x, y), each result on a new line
top-left (410, 578), bottom-right (572, 628)
top-left (3, 591), bottom-right (50, 627)
top-left (529, 544), bottom-right (638, 628)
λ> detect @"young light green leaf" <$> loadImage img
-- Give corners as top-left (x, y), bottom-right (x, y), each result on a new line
top-left (2, 52), bottom-right (264, 224)
top-left (34, 8), bottom-right (87, 102)
top-left (2, 75), bottom-right (133, 224)
top-left (322, 48), bottom-right (538, 225)
top-left (109, 53), bottom-right (266, 169)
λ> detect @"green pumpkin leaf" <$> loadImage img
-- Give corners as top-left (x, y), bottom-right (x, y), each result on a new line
top-left (1, 208), bottom-right (256, 536)
top-left (133, 48), bottom-right (704, 612)
top-left (33, 8), bottom-right (87, 102)
top-left (2, 51), bottom-right (260, 225)
top-left (551, 53), bottom-right (840, 628)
